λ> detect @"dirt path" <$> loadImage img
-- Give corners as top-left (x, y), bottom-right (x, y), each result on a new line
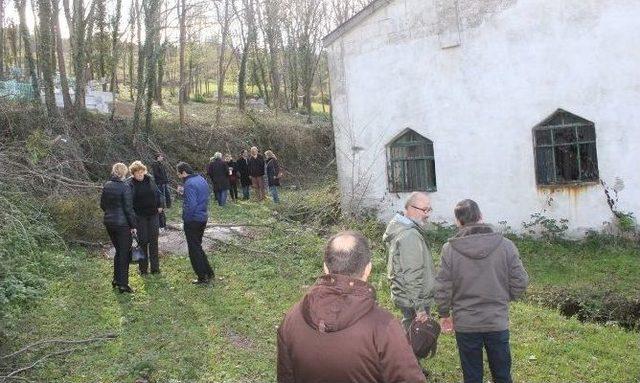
top-left (103, 222), bottom-right (247, 258)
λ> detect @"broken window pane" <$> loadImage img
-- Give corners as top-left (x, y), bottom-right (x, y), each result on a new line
top-left (554, 127), bottom-right (576, 144)
top-left (536, 147), bottom-right (554, 184)
top-left (554, 144), bottom-right (579, 182)
top-left (535, 129), bottom-right (552, 145)
top-left (577, 125), bottom-right (596, 141)
top-left (579, 143), bottom-right (599, 181)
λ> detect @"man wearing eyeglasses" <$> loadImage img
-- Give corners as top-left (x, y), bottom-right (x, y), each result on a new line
top-left (383, 192), bottom-right (436, 330)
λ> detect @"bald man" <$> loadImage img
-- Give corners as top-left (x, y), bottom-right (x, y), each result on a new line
top-left (277, 231), bottom-right (426, 383)
top-left (383, 192), bottom-right (436, 330)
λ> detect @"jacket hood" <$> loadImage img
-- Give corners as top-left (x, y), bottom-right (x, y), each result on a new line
top-left (383, 213), bottom-right (420, 243)
top-left (448, 224), bottom-right (503, 259)
top-left (301, 274), bottom-right (376, 333)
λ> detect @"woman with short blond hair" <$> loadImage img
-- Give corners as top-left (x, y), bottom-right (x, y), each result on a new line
top-left (127, 160), bottom-right (165, 275)
top-left (100, 162), bottom-right (137, 293)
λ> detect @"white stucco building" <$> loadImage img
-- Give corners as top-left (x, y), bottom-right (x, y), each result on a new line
top-left (323, 0), bottom-right (640, 235)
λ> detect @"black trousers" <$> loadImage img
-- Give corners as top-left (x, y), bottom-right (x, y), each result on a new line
top-left (184, 221), bottom-right (214, 280)
top-left (137, 214), bottom-right (160, 273)
top-left (106, 225), bottom-right (132, 287)
top-left (229, 181), bottom-right (239, 201)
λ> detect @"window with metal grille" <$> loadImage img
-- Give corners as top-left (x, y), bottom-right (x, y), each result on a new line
top-left (387, 129), bottom-right (436, 192)
top-left (533, 109), bottom-right (599, 185)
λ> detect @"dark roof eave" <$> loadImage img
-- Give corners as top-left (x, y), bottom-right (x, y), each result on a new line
top-left (322, 0), bottom-right (396, 47)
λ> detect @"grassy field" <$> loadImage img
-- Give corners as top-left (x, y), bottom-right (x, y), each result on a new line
top-left (3, 189), bottom-right (640, 382)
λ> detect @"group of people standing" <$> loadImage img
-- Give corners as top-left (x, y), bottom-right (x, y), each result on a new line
top-left (99, 146), bottom-right (282, 293)
top-left (277, 193), bottom-right (530, 383)
top-left (206, 146), bottom-right (282, 206)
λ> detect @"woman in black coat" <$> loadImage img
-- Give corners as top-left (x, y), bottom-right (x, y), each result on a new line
top-left (235, 150), bottom-right (252, 200)
top-left (127, 160), bottom-right (165, 276)
top-left (225, 154), bottom-right (239, 203)
top-left (100, 163), bottom-right (137, 293)
top-left (207, 152), bottom-right (231, 206)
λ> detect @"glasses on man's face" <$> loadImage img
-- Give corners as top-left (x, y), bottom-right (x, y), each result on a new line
top-left (411, 205), bottom-right (432, 213)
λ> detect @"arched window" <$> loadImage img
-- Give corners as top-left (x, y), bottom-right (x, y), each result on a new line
top-left (387, 129), bottom-right (436, 192)
top-left (533, 109), bottom-right (599, 185)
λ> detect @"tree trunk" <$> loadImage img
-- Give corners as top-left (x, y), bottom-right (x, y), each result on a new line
top-left (109, 0), bottom-right (122, 120)
top-left (132, 0), bottom-right (145, 133)
top-left (143, 0), bottom-right (161, 134)
top-left (178, 0), bottom-right (186, 127)
top-left (264, 0), bottom-right (281, 111)
top-left (155, 41), bottom-right (166, 106)
top-left (37, 0), bottom-right (58, 116)
top-left (15, 0), bottom-right (40, 102)
top-left (215, 0), bottom-right (230, 125)
top-left (0, 0), bottom-right (6, 77)
top-left (52, 0), bottom-right (72, 115)
top-left (95, 0), bottom-right (107, 91)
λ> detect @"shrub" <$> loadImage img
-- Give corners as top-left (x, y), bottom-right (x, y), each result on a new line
top-left (48, 193), bottom-right (108, 243)
top-left (0, 186), bottom-right (67, 337)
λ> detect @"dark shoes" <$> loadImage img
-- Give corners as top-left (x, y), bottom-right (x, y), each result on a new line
top-left (191, 278), bottom-right (211, 285)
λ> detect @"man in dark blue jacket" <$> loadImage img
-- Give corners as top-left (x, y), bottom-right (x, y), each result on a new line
top-left (177, 162), bottom-right (214, 284)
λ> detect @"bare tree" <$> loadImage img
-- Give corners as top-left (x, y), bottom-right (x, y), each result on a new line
top-left (37, 0), bottom-right (58, 116)
top-left (15, 0), bottom-right (40, 102)
top-left (235, 0), bottom-right (255, 111)
top-left (294, 0), bottom-right (325, 123)
top-left (0, 0), bottom-right (5, 77)
top-left (109, 0), bottom-right (123, 119)
top-left (177, 0), bottom-right (186, 126)
top-left (214, 0), bottom-right (232, 125)
top-left (64, 0), bottom-right (97, 114)
top-left (52, 0), bottom-right (73, 114)
top-left (143, 0), bottom-right (162, 133)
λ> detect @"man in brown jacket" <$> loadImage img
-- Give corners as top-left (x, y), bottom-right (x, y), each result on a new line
top-left (435, 200), bottom-right (529, 383)
top-left (277, 231), bottom-right (426, 383)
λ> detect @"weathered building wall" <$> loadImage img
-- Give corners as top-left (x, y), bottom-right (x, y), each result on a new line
top-left (326, 0), bottom-right (640, 235)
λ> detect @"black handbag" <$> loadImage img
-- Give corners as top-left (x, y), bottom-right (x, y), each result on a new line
top-left (130, 235), bottom-right (146, 263)
top-left (407, 316), bottom-right (441, 359)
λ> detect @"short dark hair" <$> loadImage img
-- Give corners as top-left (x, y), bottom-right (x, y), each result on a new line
top-left (324, 231), bottom-right (371, 277)
top-left (454, 199), bottom-right (482, 226)
top-left (176, 161), bottom-right (194, 175)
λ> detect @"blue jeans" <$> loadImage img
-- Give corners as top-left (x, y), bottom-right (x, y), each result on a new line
top-left (242, 185), bottom-right (250, 200)
top-left (455, 330), bottom-right (512, 383)
top-left (398, 305), bottom-right (430, 331)
top-left (215, 190), bottom-right (228, 206)
top-left (269, 185), bottom-right (280, 203)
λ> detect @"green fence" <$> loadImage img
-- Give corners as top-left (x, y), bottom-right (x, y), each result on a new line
top-left (0, 80), bottom-right (36, 100)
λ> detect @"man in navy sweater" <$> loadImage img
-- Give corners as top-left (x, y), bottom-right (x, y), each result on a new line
top-left (177, 162), bottom-right (214, 284)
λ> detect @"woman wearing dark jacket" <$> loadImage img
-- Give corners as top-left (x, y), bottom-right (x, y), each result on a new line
top-left (127, 161), bottom-right (165, 275)
top-left (265, 150), bottom-right (281, 203)
top-left (235, 150), bottom-right (252, 200)
top-left (207, 152), bottom-right (231, 206)
top-left (225, 154), bottom-right (239, 203)
top-left (100, 163), bottom-right (137, 293)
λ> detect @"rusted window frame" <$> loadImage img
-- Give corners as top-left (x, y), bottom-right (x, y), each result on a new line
top-left (387, 130), bottom-right (437, 193)
top-left (533, 110), bottom-right (599, 186)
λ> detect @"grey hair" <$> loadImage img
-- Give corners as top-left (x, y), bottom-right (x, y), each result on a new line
top-left (213, 152), bottom-right (223, 160)
top-left (454, 199), bottom-right (482, 226)
top-left (404, 192), bottom-right (429, 209)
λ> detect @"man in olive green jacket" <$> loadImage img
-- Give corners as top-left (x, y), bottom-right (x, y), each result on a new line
top-left (383, 192), bottom-right (436, 330)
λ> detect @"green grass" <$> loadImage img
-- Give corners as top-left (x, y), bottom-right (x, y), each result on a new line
top-left (3, 191), bottom-right (640, 382)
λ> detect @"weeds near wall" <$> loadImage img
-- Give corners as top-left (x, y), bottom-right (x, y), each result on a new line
top-left (522, 212), bottom-right (569, 241)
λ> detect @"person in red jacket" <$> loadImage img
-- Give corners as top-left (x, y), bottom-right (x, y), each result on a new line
top-left (277, 231), bottom-right (427, 383)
